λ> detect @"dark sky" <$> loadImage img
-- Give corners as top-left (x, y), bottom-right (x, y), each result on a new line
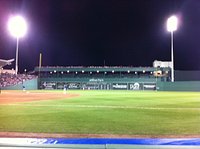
top-left (1, 0), bottom-right (200, 72)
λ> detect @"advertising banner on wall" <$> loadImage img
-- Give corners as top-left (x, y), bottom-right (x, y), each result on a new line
top-left (129, 82), bottom-right (156, 90)
top-left (57, 82), bottom-right (67, 89)
top-left (82, 83), bottom-right (99, 90)
top-left (41, 82), bottom-right (56, 89)
top-left (129, 82), bottom-right (141, 90)
top-left (40, 81), bottom-right (156, 90)
top-left (56, 82), bottom-right (63, 89)
top-left (67, 82), bottom-right (81, 89)
top-left (112, 83), bottom-right (128, 90)
top-left (99, 84), bottom-right (111, 90)
top-left (143, 83), bottom-right (156, 90)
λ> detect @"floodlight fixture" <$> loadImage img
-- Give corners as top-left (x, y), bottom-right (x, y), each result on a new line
top-left (8, 15), bottom-right (28, 74)
top-left (166, 15), bottom-right (178, 82)
top-left (167, 16), bottom-right (178, 32)
top-left (8, 15), bottom-right (27, 38)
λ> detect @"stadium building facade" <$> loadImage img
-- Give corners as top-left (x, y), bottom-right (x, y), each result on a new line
top-left (34, 66), bottom-right (170, 91)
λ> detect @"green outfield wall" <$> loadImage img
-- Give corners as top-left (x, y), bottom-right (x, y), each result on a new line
top-left (38, 77), bottom-right (158, 90)
top-left (158, 81), bottom-right (200, 91)
top-left (2, 78), bottom-right (38, 90)
top-left (3, 68), bottom-right (200, 91)
top-left (38, 77), bottom-right (200, 91)
top-left (2, 78), bottom-right (200, 91)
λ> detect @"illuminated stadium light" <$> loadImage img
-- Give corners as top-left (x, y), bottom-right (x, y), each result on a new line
top-left (82, 70), bottom-right (84, 73)
top-left (167, 16), bottom-right (178, 32)
top-left (143, 70), bottom-right (145, 73)
top-left (97, 70), bottom-right (99, 73)
top-left (90, 72), bottom-right (92, 74)
top-left (67, 70), bottom-right (69, 73)
top-left (75, 71), bottom-right (78, 74)
top-left (135, 72), bottom-right (137, 74)
top-left (50, 72), bottom-right (52, 74)
top-left (54, 70), bottom-right (56, 73)
top-left (8, 15), bottom-right (27, 38)
top-left (104, 72), bottom-right (107, 74)
top-left (112, 70), bottom-right (114, 73)
top-left (61, 71), bottom-right (63, 74)
top-left (8, 15), bottom-right (28, 74)
top-left (127, 70), bottom-right (130, 73)
top-left (166, 15), bottom-right (178, 82)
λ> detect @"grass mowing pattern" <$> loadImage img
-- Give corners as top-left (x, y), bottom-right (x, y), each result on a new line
top-left (0, 90), bottom-right (200, 135)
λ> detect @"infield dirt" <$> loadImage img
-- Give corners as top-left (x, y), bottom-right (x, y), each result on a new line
top-left (0, 91), bottom-right (79, 104)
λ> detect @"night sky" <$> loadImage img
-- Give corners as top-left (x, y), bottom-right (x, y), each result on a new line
top-left (1, 0), bottom-right (200, 72)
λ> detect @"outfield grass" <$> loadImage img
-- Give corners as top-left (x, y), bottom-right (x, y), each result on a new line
top-left (0, 90), bottom-right (200, 136)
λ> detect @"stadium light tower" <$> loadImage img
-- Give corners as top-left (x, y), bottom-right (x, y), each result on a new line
top-left (167, 15), bottom-right (178, 82)
top-left (8, 15), bottom-right (27, 75)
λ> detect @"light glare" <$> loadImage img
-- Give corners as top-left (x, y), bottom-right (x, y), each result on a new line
top-left (8, 15), bottom-right (27, 38)
top-left (167, 15), bottom-right (178, 32)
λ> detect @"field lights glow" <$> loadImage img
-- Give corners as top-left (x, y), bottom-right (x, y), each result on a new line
top-left (166, 15), bottom-right (178, 82)
top-left (7, 15), bottom-right (28, 74)
top-left (167, 15), bottom-right (178, 32)
top-left (8, 15), bottom-right (27, 38)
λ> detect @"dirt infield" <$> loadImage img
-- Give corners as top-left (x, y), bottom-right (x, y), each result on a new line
top-left (0, 90), bottom-right (79, 104)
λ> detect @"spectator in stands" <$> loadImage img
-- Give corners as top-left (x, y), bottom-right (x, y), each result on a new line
top-left (0, 73), bottom-right (37, 88)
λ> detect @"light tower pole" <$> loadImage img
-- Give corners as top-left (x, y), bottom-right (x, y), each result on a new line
top-left (8, 15), bottom-right (27, 75)
top-left (167, 15), bottom-right (178, 82)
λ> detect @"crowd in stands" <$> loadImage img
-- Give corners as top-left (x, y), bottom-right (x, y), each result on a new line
top-left (0, 73), bottom-right (37, 87)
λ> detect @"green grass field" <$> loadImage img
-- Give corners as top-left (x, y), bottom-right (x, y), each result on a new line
top-left (0, 90), bottom-right (200, 136)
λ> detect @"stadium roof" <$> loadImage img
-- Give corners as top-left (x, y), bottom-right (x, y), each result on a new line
top-left (0, 59), bottom-right (14, 68)
top-left (35, 66), bottom-right (170, 72)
